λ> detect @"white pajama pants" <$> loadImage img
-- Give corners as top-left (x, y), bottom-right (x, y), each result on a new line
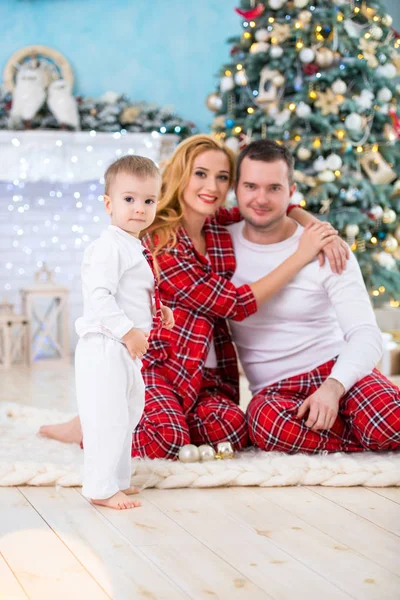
top-left (75, 333), bottom-right (145, 499)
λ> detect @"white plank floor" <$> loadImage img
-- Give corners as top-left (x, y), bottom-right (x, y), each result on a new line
top-left (1, 364), bottom-right (400, 600)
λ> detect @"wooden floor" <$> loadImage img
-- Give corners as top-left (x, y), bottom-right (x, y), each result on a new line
top-left (1, 365), bottom-right (400, 600)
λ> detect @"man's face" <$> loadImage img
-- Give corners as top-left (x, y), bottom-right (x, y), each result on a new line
top-left (236, 157), bottom-right (296, 230)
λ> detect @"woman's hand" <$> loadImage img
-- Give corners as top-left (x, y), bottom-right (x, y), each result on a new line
top-left (297, 222), bottom-right (339, 264)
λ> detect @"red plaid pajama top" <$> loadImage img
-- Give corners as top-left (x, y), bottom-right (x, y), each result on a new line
top-left (141, 207), bottom-right (258, 414)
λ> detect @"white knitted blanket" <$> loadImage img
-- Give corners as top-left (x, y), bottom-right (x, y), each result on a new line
top-left (1, 402), bottom-right (399, 488)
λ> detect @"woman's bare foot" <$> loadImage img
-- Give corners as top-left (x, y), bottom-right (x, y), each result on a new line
top-left (122, 486), bottom-right (140, 495)
top-left (38, 416), bottom-right (82, 444)
top-left (91, 490), bottom-right (141, 510)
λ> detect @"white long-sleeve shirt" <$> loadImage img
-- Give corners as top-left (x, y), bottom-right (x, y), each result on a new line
top-left (75, 226), bottom-right (154, 340)
top-left (228, 221), bottom-right (383, 394)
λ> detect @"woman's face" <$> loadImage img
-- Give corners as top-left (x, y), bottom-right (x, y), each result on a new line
top-left (182, 150), bottom-right (231, 220)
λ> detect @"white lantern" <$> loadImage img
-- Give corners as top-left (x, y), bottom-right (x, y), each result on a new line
top-left (325, 153), bottom-right (343, 171)
top-left (332, 79), bottom-right (347, 95)
top-left (299, 48), bottom-right (315, 63)
top-left (0, 305), bottom-right (29, 369)
top-left (20, 264), bottom-right (70, 365)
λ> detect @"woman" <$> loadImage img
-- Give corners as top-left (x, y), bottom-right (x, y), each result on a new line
top-left (40, 135), bottom-right (345, 458)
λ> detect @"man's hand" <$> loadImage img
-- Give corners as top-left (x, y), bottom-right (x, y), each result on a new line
top-left (297, 378), bottom-right (345, 431)
top-left (160, 303), bottom-right (175, 330)
top-left (318, 236), bottom-right (350, 275)
top-left (122, 328), bottom-right (149, 360)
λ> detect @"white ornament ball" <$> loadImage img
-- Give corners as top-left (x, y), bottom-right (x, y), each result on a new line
top-left (269, 0), bottom-right (286, 10)
top-left (332, 79), bottom-right (347, 95)
top-left (332, 0), bottom-right (347, 5)
top-left (382, 14), bottom-right (393, 27)
top-left (345, 112), bottom-right (363, 131)
top-left (294, 0), bottom-right (309, 7)
top-left (178, 444), bottom-right (200, 463)
top-left (296, 102), bottom-right (311, 118)
top-left (375, 251), bottom-right (396, 269)
top-left (220, 76), bottom-right (235, 93)
top-left (270, 45), bottom-right (284, 58)
top-left (255, 28), bottom-right (269, 42)
top-left (273, 74), bottom-right (285, 87)
top-left (318, 169), bottom-right (336, 183)
top-left (250, 42), bottom-right (269, 54)
top-left (313, 156), bottom-right (327, 172)
top-left (198, 445), bottom-right (216, 462)
top-left (383, 208), bottom-right (397, 224)
top-left (345, 188), bottom-right (358, 203)
top-left (299, 48), bottom-right (315, 64)
top-left (316, 48), bottom-right (334, 68)
top-left (225, 137), bottom-right (240, 153)
top-left (345, 224), bottom-right (360, 237)
top-left (291, 190), bottom-right (305, 205)
top-left (383, 234), bottom-right (398, 253)
top-left (325, 153), bottom-right (343, 171)
top-left (370, 26), bottom-right (383, 40)
top-left (370, 205), bottom-right (384, 220)
top-left (297, 146), bottom-right (312, 160)
top-left (377, 87), bottom-right (393, 103)
top-left (377, 63), bottom-right (397, 79)
top-left (234, 71), bottom-right (247, 86)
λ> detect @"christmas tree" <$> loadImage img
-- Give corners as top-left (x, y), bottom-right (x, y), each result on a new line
top-left (207, 0), bottom-right (400, 306)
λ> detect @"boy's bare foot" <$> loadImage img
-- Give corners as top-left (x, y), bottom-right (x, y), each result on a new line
top-left (91, 490), bottom-right (141, 510)
top-left (122, 486), bottom-right (140, 495)
top-left (38, 416), bottom-right (83, 444)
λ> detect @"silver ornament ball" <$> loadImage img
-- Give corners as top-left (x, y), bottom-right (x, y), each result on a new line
top-left (178, 444), bottom-right (200, 463)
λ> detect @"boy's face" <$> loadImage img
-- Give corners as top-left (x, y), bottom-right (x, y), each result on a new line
top-left (104, 172), bottom-right (159, 237)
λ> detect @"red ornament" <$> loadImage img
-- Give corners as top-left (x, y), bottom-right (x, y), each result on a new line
top-left (230, 45), bottom-right (241, 56)
top-left (235, 3), bottom-right (265, 20)
top-left (303, 63), bottom-right (319, 76)
top-left (389, 108), bottom-right (400, 138)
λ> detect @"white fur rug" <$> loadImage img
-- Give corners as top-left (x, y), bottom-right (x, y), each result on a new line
top-left (1, 402), bottom-right (399, 488)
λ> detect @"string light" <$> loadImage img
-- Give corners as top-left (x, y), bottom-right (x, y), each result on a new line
top-left (247, 107), bottom-right (255, 114)
top-left (300, 200), bottom-right (307, 207)
top-left (371, 236), bottom-right (378, 244)
top-left (288, 102), bottom-right (296, 111)
top-left (354, 6), bottom-right (360, 13)
top-left (313, 138), bottom-right (321, 148)
top-left (249, 21), bottom-right (256, 28)
top-left (337, 12), bottom-right (344, 22)
top-left (337, 129), bottom-right (345, 139)
top-left (390, 300), bottom-right (400, 307)
top-left (372, 290), bottom-right (379, 296)
top-left (379, 286), bottom-right (386, 293)
top-left (295, 21), bottom-right (302, 29)
top-left (296, 41), bottom-right (304, 49)
top-left (234, 126), bottom-right (242, 133)
top-left (236, 64), bottom-right (243, 70)
top-left (309, 90), bottom-right (317, 99)
top-left (225, 70), bottom-right (232, 76)
top-left (356, 145), bottom-right (363, 153)
top-left (334, 170), bottom-right (341, 177)
top-left (268, 17), bottom-right (275, 23)
top-left (243, 32), bottom-right (252, 39)
top-left (358, 53), bottom-right (364, 60)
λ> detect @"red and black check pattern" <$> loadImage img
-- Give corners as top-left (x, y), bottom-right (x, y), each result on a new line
top-left (247, 359), bottom-right (400, 454)
top-left (132, 368), bottom-right (248, 459)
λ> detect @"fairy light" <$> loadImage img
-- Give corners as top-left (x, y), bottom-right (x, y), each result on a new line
top-left (247, 107), bottom-right (255, 114)
top-left (334, 170), bottom-right (341, 177)
top-left (372, 144), bottom-right (379, 152)
top-left (379, 286), bottom-right (386, 293)
top-left (313, 138), bottom-right (321, 148)
top-left (288, 102), bottom-right (296, 111)
top-left (309, 90), bottom-right (317, 99)
top-left (268, 17), bottom-right (275, 23)
top-left (243, 32), bottom-right (252, 39)
top-left (390, 300), bottom-right (400, 307)
top-left (300, 199), bottom-right (307, 207)
top-left (249, 21), bottom-right (256, 27)
top-left (337, 12), bottom-right (344, 21)
top-left (236, 64), bottom-right (243, 70)
top-left (296, 40), bottom-right (304, 49)
top-left (358, 53), bottom-right (364, 60)
top-left (372, 290), bottom-right (379, 296)
top-left (295, 21), bottom-right (302, 29)
top-left (337, 129), bottom-right (345, 139)
top-left (271, 37), bottom-right (278, 45)
top-left (354, 6), bottom-right (360, 13)
top-left (225, 70), bottom-right (232, 76)
top-left (371, 236), bottom-right (378, 244)
top-left (356, 145), bottom-right (363, 153)
top-left (234, 126), bottom-right (242, 133)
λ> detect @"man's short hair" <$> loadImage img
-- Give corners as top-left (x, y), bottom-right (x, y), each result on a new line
top-left (237, 139), bottom-right (295, 186)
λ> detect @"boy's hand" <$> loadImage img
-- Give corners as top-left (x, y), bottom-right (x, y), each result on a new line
top-left (161, 304), bottom-right (174, 330)
top-left (122, 328), bottom-right (149, 360)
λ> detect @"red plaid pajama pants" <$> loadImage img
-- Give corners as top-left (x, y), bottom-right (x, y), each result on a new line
top-left (247, 359), bottom-right (400, 454)
top-left (131, 367), bottom-right (248, 459)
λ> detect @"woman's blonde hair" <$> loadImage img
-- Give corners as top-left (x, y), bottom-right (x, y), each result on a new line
top-left (142, 134), bottom-right (236, 258)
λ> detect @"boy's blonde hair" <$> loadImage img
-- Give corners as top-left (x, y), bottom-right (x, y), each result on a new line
top-left (104, 155), bottom-right (161, 195)
top-left (143, 134), bottom-right (236, 258)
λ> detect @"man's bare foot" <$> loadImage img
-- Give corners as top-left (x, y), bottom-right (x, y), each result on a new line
top-left (38, 416), bottom-right (82, 444)
top-left (91, 490), bottom-right (141, 510)
top-left (122, 486), bottom-right (140, 495)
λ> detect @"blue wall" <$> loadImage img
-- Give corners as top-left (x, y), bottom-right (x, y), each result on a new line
top-left (1, 0), bottom-right (399, 132)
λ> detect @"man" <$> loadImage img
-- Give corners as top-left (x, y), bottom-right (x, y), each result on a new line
top-left (229, 139), bottom-right (400, 453)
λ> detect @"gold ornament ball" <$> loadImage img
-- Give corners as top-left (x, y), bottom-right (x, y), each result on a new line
top-left (206, 93), bottom-right (222, 113)
top-left (297, 146), bottom-right (312, 160)
top-left (382, 208), bottom-right (397, 224)
top-left (383, 235), bottom-right (398, 253)
top-left (316, 48), bottom-right (334, 68)
top-left (178, 444), bottom-right (200, 463)
top-left (198, 445), bottom-right (216, 462)
top-left (216, 441), bottom-right (234, 459)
